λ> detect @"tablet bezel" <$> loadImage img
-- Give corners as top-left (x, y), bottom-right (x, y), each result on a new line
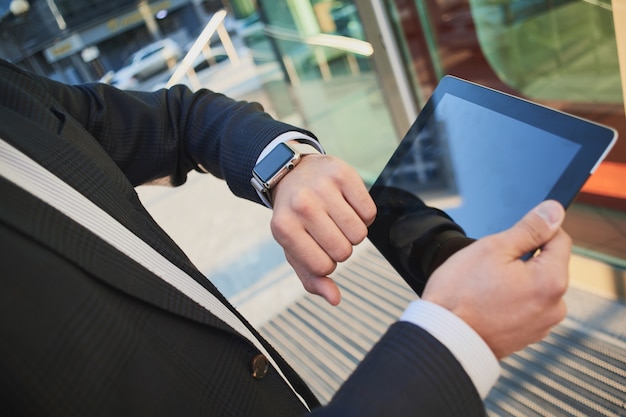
top-left (368, 75), bottom-right (617, 294)
top-left (371, 76), bottom-right (617, 210)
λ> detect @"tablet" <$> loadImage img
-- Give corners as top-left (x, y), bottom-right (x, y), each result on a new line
top-left (368, 75), bottom-right (617, 294)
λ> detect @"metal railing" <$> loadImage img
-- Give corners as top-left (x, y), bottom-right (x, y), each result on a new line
top-left (261, 24), bottom-right (373, 84)
top-left (166, 9), bottom-right (240, 89)
top-left (167, 9), bottom-right (374, 89)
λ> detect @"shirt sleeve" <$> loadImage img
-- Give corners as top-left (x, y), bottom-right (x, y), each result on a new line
top-left (400, 299), bottom-right (501, 399)
top-left (256, 131), bottom-right (325, 162)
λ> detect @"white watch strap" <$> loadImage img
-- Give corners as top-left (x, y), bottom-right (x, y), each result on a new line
top-left (287, 141), bottom-right (322, 156)
top-left (255, 132), bottom-right (324, 162)
top-left (0, 138), bottom-right (311, 411)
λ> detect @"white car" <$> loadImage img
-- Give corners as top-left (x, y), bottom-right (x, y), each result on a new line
top-left (191, 46), bottom-right (232, 72)
top-left (109, 39), bottom-right (182, 89)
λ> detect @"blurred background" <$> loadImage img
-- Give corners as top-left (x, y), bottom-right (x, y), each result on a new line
top-left (1, 1), bottom-right (625, 413)
top-left (1, 0), bottom-right (623, 296)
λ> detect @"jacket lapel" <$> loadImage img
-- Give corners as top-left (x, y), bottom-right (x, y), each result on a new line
top-left (0, 106), bottom-right (240, 336)
top-left (0, 104), bottom-right (321, 408)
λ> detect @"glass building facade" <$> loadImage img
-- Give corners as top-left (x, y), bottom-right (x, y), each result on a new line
top-left (1, 0), bottom-right (624, 278)
top-left (232, 0), bottom-right (626, 270)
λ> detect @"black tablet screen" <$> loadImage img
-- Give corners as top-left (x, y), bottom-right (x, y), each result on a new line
top-left (368, 76), bottom-right (616, 294)
top-left (389, 92), bottom-right (581, 239)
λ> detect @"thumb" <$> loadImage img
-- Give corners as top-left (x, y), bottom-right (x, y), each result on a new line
top-left (501, 200), bottom-right (565, 257)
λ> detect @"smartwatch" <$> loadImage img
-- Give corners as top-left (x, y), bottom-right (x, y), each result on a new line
top-left (251, 141), bottom-right (321, 207)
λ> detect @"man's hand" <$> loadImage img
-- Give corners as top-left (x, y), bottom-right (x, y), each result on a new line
top-left (422, 200), bottom-right (571, 359)
top-left (270, 154), bottom-right (377, 306)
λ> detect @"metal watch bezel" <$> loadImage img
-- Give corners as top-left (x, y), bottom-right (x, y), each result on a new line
top-left (251, 141), bottom-right (321, 206)
top-left (251, 142), bottom-right (300, 194)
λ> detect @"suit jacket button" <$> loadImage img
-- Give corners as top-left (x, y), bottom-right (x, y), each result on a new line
top-left (251, 354), bottom-right (269, 379)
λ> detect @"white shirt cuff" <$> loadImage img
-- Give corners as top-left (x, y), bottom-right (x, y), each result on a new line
top-left (400, 299), bottom-right (500, 399)
top-left (256, 131), bottom-right (324, 163)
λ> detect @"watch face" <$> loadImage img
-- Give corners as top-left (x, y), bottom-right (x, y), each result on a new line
top-left (254, 142), bottom-right (295, 183)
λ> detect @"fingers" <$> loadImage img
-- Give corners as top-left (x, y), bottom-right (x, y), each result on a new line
top-left (532, 227), bottom-right (572, 267)
top-left (498, 200), bottom-right (565, 258)
top-left (270, 192), bottom-right (357, 267)
top-left (272, 155), bottom-right (374, 265)
top-left (280, 185), bottom-right (370, 254)
top-left (528, 228), bottom-right (571, 300)
top-left (340, 170), bottom-right (377, 227)
top-left (280, 154), bottom-right (376, 227)
top-left (422, 200), bottom-right (572, 359)
top-left (270, 155), bottom-right (375, 305)
top-left (512, 201), bottom-right (571, 301)
top-left (286, 252), bottom-right (342, 306)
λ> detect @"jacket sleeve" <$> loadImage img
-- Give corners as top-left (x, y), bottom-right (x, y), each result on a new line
top-left (308, 321), bottom-right (487, 417)
top-left (1, 59), bottom-right (313, 203)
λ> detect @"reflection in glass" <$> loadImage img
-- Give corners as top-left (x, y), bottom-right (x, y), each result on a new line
top-left (373, 91), bottom-right (582, 240)
top-left (469, 0), bottom-right (622, 103)
top-left (249, 0), bottom-right (399, 182)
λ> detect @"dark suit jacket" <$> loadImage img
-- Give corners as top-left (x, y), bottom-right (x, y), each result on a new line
top-left (0, 59), bottom-right (486, 416)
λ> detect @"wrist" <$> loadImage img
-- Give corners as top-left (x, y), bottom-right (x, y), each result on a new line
top-left (251, 140), bottom-right (322, 208)
top-left (401, 300), bottom-right (500, 398)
